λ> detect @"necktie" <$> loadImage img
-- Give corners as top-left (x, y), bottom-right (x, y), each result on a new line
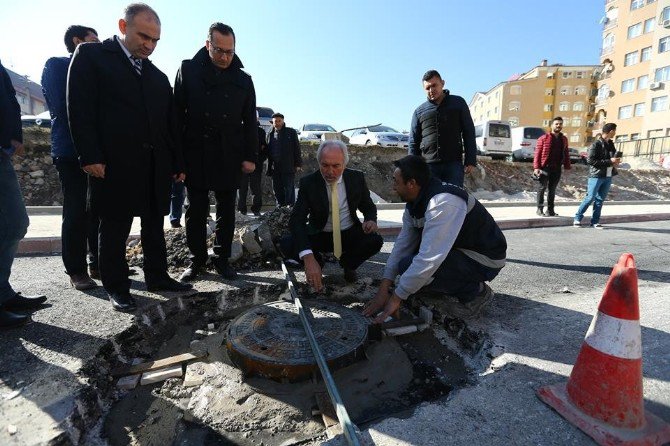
top-left (331, 182), bottom-right (342, 259)
top-left (131, 56), bottom-right (142, 75)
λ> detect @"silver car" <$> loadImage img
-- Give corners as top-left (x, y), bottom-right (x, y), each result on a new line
top-left (298, 123), bottom-right (338, 141)
top-left (349, 125), bottom-right (409, 148)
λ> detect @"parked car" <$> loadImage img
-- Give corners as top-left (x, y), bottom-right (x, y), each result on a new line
top-left (256, 106), bottom-right (274, 135)
top-left (510, 126), bottom-right (544, 162)
top-left (297, 123), bottom-right (338, 142)
top-left (568, 148), bottom-right (582, 164)
top-left (348, 125), bottom-right (409, 148)
top-left (21, 111), bottom-right (51, 128)
top-left (474, 120), bottom-right (512, 160)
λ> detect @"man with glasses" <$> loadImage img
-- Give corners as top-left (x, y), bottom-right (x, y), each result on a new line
top-left (175, 22), bottom-right (258, 282)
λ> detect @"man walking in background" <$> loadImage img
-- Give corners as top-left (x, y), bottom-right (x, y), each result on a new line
top-left (68, 3), bottom-right (191, 312)
top-left (533, 117), bottom-right (571, 217)
top-left (408, 70), bottom-right (476, 187)
top-left (175, 22), bottom-right (258, 282)
top-left (267, 112), bottom-right (301, 206)
top-left (42, 25), bottom-right (99, 290)
top-left (238, 116), bottom-right (267, 216)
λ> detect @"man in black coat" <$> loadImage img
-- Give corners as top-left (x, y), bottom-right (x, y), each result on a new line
top-left (174, 22), bottom-right (258, 282)
top-left (238, 121), bottom-right (267, 216)
top-left (267, 113), bottom-right (301, 206)
top-left (68, 4), bottom-right (191, 312)
top-left (281, 140), bottom-right (383, 291)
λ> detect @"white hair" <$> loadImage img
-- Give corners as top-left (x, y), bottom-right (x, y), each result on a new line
top-left (316, 140), bottom-right (349, 166)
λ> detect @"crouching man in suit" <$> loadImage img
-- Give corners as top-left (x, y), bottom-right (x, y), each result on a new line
top-left (281, 140), bottom-right (383, 291)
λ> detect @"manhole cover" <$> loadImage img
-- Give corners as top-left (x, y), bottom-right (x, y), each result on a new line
top-left (227, 300), bottom-right (368, 381)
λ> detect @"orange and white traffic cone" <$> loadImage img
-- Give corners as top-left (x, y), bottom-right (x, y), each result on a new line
top-left (537, 253), bottom-right (670, 445)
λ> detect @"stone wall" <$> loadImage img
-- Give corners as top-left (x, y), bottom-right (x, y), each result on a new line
top-left (16, 127), bottom-right (63, 206)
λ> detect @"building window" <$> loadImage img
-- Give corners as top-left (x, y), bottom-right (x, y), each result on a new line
top-left (660, 36), bottom-right (670, 54)
top-left (647, 129), bottom-right (663, 138)
top-left (495, 91), bottom-right (499, 98)
top-left (575, 85), bottom-right (587, 95)
top-left (572, 118), bottom-right (582, 127)
top-left (544, 104), bottom-right (553, 112)
top-left (630, 0), bottom-right (644, 10)
top-left (662, 6), bottom-right (670, 21)
top-left (576, 71), bottom-right (585, 79)
top-left (560, 86), bottom-right (573, 95)
top-left (508, 101), bottom-right (520, 111)
top-left (545, 88), bottom-right (555, 96)
top-left (638, 74), bottom-right (650, 89)
top-left (621, 78), bottom-right (636, 93)
top-left (643, 18), bottom-right (655, 33)
top-left (641, 46), bottom-right (652, 62)
top-left (618, 105), bottom-right (633, 119)
top-left (651, 96), bottom-right (668, 112)
top-left (542, 119), bottom-right (551, 126)
top-left (573, 102), bottom-right (584, 111)
top-left (603, 33), bottom-right (615, 50)
top-left (624, 51), bottom-right (639, 66)
top-left (559, 102), bottom-right (570, 111)
top-left (615, 135), bottom-right (630, 142)
top-left (654, 66), bottom-right (670, 82)
top-left (509, 116), bottom-right (519, 127)
top-left (494, 106), bottom-right (498, 114)
top-left (627, 22), bottom-right (642, 39)
top-left (598, 84), bottom-right (610, 101)
top-left (631, 133), bottom-right (641, 140)
top-left (562, 71), bottom-right (573, 79)
top-left (570, 134), bottom-right (580, 143)
top-left (634, 103), bottom-right (645, 116)
top-left (510, 85), bottom-right (521, 95)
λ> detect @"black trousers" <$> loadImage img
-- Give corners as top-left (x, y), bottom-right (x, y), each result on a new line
top-left (185, 187), bottom-right (236, 265)
top-left (99, 213), bottom-right (167, 293)
top-left (536, 168), bottom-right (562, 211)
top-left (281, 224), bottom-right (383, 271)
top-left (237, 170), bottom-right (262, 214)
top-left (54, 158), bottom-right (99, 275)
top-left (272, 171), bottom-right (295, 206)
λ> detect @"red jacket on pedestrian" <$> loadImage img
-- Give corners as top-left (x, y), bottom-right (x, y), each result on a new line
top-left (533, 132), bottom-right (571, 170)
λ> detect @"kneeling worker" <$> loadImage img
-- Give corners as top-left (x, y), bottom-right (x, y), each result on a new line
top-left (364, 155), bottom-right (506, 323)
top-left (282, 140), bottom-right (383, 291)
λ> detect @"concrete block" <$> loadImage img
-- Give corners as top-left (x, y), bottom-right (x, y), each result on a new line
top-left (229, 239), bottom-right (243, 262)
top-left (183, 361), bottom-right (212, 387)
top-left (117, 374), bottom-right (140, 390)
top-left (240, 227), bottom-right (263, 255)
top-left (140, 365), bottom-right (183, 386)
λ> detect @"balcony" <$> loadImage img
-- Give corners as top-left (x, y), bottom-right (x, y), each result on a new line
top-left (603, 18), bottom-right (618, 30)
top-left (601, 46), bottom-right (615, 57)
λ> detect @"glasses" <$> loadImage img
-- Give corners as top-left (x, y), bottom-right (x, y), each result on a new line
top-left (209, 44), bottom-right (235, 57)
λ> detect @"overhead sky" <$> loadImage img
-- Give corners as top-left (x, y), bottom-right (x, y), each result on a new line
top-left (0, 0), bottom-right (604, 132)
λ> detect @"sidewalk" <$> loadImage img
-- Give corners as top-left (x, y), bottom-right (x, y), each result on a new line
top-left (18, 200), bottom-right (670, 254)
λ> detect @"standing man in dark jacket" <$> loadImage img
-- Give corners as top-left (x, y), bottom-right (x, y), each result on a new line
top-left (573, 123), bottom-right (620, 228)
top-left (267, 112), bottom-right (301, 206)
top-left (408, 70), bottom-right (476, 187)
top-left (68, 3), bottom-right (191, 312)
top-left (238, 120), bottom-right (267, 216)
top-left (175, 22), bottom-right (258, 282)
top-left (1, 60), bottom-right (48, 329)
top-left (533, 117), bottom-right (571, 217)
top-left (42, 25), bottom-right (99, 290)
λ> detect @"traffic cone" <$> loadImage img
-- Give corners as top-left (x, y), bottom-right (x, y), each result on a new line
top-left (537, 253), bottom-right (670, 445)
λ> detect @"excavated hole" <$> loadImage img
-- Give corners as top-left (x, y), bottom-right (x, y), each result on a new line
top-left (78, 283), bottom-right (491, 445)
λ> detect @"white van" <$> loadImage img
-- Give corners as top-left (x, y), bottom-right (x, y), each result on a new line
top-left (474, 120), bottom-right (512, 159)
top-left (511, 126), bottom-right (546, 162)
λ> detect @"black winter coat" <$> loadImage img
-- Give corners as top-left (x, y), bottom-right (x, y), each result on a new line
top-left (67, 38), bottom-right (184, 217)
top-left (267, 126), bottom-right (301, 174)
top-left (174, 47), bottom-right (258, 191)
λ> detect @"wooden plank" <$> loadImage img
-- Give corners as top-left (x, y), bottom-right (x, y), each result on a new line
top-left (315, 391), bottom-right (342, 439)
top-left (111, 351), bottom-right (207, 377)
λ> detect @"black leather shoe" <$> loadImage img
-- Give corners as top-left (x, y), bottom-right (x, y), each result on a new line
top-left (89, 266), bottom-right (100, 280)
top-left (3, 292), bottom-right (47, 311)
top-left (214, 260), bottom-right (238, 280)
top-left (108, 292), bottom-right (136, 312)
top-left (0, 309), bottom-right (30, 329)
top-left (146, 277), bottom-right (193, 292)
top-left (179, 265), bottom-right (202, 282)
top-left (170, 220), bottom-right (182, 228)
top-left (536, 208), bottom-right (544, 216)
top-left (343, 268), bottom-right (358, 283)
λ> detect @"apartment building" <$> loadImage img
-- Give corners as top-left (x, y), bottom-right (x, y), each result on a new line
top-left (5, 67), bottom-right (47, 116)
top-left (469, 61), bottom-right (599, 147)
top-left (596, 0), bottom-right (670, 141)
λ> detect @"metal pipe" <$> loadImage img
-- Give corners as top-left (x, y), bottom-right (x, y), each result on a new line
top-left (281, 262), bottom-right (360, 446)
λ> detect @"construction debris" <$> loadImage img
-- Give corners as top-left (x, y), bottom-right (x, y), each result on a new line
top-left (116, 374), bottom-right (140, 390)
top-left (140, 365), bottom-right (183, 386)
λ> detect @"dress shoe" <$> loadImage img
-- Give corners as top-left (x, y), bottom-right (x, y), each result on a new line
top-left (544, 210), bottom-right (558, 217)
top-left (89, 266), bottom-right (100, 280)
top-left (343, 268), bottom-right (358, 283)
top-left (179, 264), bottom-right (202, 282)
top-left (536, 207), bottom-right (544, 216)
top-left (146, 276), bottom-right (193, 292)
top-left (3, 292), bottom-right (47, 311)
top-left (252, 211), bottom-right (261, 217)
top-left (214, 260), bottom-right (238, 280)
top-left (170, 220), bottom-right (182, 228)
top-left (108, 292), bottom-right (136, 312)
top-left (70, 273), bottom-right (98, 290)
top-left (0, 309), bottom-right (30, 329)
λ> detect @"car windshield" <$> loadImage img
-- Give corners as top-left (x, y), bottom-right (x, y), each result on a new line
top-left (257, 107), bottom-right (274, 118)
top-left (369, 125), bottom-right (399, 133)
top-left (304, 124), bottom-right (336, 131)
top-left (488, 123), bottom-right (510, 138)
top-left (523, 128), bottom-right (545, 139)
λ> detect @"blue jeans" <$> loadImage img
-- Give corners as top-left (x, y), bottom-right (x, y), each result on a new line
top-left (428, 161), bottom-right (464, 187)
top-left (574, 177), bottom-right (612, 225)
top-left (0, 154), bottom-right (30, 305)
top-left (169, 180), bottom-right (185, 223)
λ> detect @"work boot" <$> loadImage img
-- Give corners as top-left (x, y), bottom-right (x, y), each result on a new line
top-left (70, 273), bottom-right (98, 290)
top-left (443, 284), bottom-right (494, 319)
top-left (536, 207), bottom-right (544, 216)
top-left (214, 259), bottom-right (238, 280)
top-left (0, 309), bottom-right (30, 330)
top-left (3, 292), bottom-right (48, 311)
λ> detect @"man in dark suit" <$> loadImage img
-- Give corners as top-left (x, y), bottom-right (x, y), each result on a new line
top-left (282, 140), bottom-right (383, 291)
top-left (238, 120), bottom-right (267, 216)
top-left (174, 22), bottom-right (258, 282)
top-left (267, 113), bottom-right (301, 206)
top-left (68, 3), bottom-right (191, 312)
